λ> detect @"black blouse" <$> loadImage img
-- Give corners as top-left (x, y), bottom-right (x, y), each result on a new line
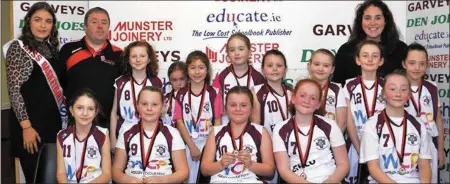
top-left (331, 40), bottom-right (408, 86)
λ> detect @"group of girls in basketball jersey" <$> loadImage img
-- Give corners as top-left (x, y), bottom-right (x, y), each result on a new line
top-left (54, 31), bottom-right (444, 183)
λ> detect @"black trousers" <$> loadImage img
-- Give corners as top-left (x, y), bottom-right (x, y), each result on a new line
top-left (17, 142), bottom-right (43, 183)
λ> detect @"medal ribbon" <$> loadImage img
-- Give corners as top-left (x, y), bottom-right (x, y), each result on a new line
top-left (74, 125), bottom-right (93, 183)
top-left (167, 90), bottom-right (175, 116)
top-left (410, 79), bottom-right (423, 117)
top-left (383, 110), bottom-right (407, 164)
top-left (228, 122), bottom-right (251, 151)
top-left (140, 122), bottom-right (160, 171)
top-left (130, 76), bottom-right (148, 118)
top-left (320, 81), bottom-right (329, 115)
top-left (360, 77), bottom-right (378, 117)
top-left (231, 65), bottom-right (252, 87)
top-left (266, 84), bottom-right (289, 121)
top-left (293, 117), bottom-right (315, 167)
top-left (188, 83), bottom-right (207, 132)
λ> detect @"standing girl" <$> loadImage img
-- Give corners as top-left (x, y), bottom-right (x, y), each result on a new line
top-left (112, 86), bottom-right (189, 183)
top-left (201, 86), bottom-right (275, 183)
top-left (344, 40), bottom-right (386, 183)
top-left (110, 41), bottom-right (162, 152)
top-left (252, 49), bottom-right (292, 135)
top-left (174, 50), bottom-right (224, 183)
top-left (307, 49), bottom-right (347, 131)
top-left (273, 79), bottom-right (349, 183)
top-left (162, 61), bottom-right (188, 127)
top-left (360, 71), bottom-right (432, 183)
top-left (402, 43), bottom-right (444, 183)
top-left (56, 88), bottom-right (111, 183)
top-left (213, 33), bottom-right (265, 123)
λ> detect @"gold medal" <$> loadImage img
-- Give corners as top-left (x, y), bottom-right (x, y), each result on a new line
top-left (233, 150), bottom-right (239, 156)
top-left (300, 171), bottom-right (307, 180)
top-left (399, 168), bottom-right (406, 175)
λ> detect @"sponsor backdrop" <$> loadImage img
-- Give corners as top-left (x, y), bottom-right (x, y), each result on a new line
top-left (405, 1), bottom-right (450, 183)
top-left (88, 1), bottom-right (407, 94)
top-left (9, 0), bottom-right (448, 183)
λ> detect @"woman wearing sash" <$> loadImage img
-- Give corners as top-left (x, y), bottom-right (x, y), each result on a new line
top-left (3, 2), bottom-right (66, 182)
top-left (112, 86), bottom-right (189, 183)
top-left (56, 88), bottom-right (111, 183)
top-left (273, 79), bottom-right (349, 183)
top-left (201, 86), bottom-right (275, 183)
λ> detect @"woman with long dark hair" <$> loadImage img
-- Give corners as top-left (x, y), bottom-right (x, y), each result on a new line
top-left (3, 2), bottom-right (65, 182)
top-left (332, 0), bottom-right (407, 86)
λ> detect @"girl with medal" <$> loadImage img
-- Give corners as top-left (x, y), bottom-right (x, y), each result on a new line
top-left (201, 86), bottom-right (275, 183)
top-left (251, 49), bottom-right (291, 183)
top-left (174, 51), bottom-right (224, 183)
top-left (360, 71), bottom-right (432, 183)
top-left (273, 79), bottom-right (349, 183)
top-left (252, 49), bottom-right (292, 135)
top-left (162, 61), bottom-right (188, 127)
top-left (110, 41), bottom-right (162, 153)
top-left (56, 88), bottom-right (111, 183)
top-left (402, 43), bottom-right (444, 183)
top-left (213, 33), bottom-right (265, 124)
top-left (307, 49), bottom-right (347, 131)
top-left (112, 86), bottom-right (188, 183)
top-left (343, 40), bottom-right (386, 183)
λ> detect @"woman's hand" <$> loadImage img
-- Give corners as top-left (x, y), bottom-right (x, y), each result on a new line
top-left (23, 127), bottom-right (41, 154)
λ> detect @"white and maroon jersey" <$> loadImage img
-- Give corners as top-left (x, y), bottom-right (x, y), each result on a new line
top-left (174, 84), bottom-right (223, 146)
top-left (57, 125), bottom-right (107, 183)
top-left (360, 110), bottom-right (432, 183)
top-left (319, 81), bottom-right (347, 121)
top-left (116, 122), bottom-right (185, 179)
top-left (254, 83), bottom-right (292, 136)
top-left (210, 123), bottom-right (264, 183)
top-left (162, 90), bottom-right (178, 127)
top-left (272, 115), bottom-right (346, 183)
top-left (404, 79), bottom-right (440, 137)
top-left (114, 75), bottom-right (163, 134)
top-left (213, 65), bottom-right (265, 123)
top-left (344, 76), bottom-right (385, 138)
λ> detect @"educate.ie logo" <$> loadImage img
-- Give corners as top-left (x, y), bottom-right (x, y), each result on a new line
top-left (206, 8), bottom-right (282, 23)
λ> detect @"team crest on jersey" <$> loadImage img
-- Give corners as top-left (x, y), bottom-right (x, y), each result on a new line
top-left (326, 95), bottom-right (335, 106)
top-left (407, 133), bottom-right (419, 146)
top-left (314, 137), bottom-right (329, 150)
top-left (86, 146), bottom-right (99, 159)
top-left (422, 95), bottom-right (431, 107)
top-left (243, 144), bottom-right (256, 154)
top-left (204, 102), bottom-right (210, 112)
top-left (155, 144), bottom-right (167, 157)
top-left (376, 94), bottom-right (385, 104)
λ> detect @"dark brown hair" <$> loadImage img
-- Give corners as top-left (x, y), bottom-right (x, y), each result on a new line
top-left (226, 86), bottom-right (254, 108)
top-left (121, 41), bottom-right (159, 77)
top-left (19, 1), bottom-right (59, 57)
top-left (186, 50), bottom-right (211, 84)
top-left (349, 0), bottom-right (402, 54)
top-left (262, 49), bottom-right (287, 69)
